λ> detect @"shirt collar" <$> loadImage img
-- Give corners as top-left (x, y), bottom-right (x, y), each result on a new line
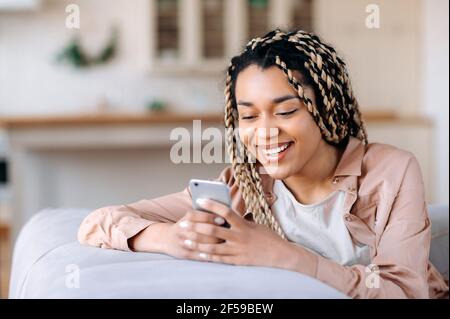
top-left (332, 136), bottom-right (365, 178)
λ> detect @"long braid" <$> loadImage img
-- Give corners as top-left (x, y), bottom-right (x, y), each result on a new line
top-left (249, 161), bottom-right (287, 239)
top-left (225, 59), bottom-right (286, 238)
top-left (224, 29), bottom-right (368, 241)
top-left (224, 62), bottom-right (265, 228)
top-left (274, 55), bottom-right (334, 141)
top-left (288, 31), bottom-right (367, 143)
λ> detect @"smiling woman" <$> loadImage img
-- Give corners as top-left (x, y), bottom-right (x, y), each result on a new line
top-left (77, 29), bottom-right (449, 299)
top-left (234, 66), bottom-right (343, 197)
top-left (224, 29), bottom-right (366, 235)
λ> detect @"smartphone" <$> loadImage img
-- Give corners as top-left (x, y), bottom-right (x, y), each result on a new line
top-left (189, 179), bottom-right (232, 228)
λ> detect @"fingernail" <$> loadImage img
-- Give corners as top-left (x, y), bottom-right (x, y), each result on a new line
top-left (184, 239), bottom-right (193, 247)
top-left (199, 253), bottom-right (208, 259)
top-left (214, 216), bottom-right (225, 225)
top-left (179, 221), bottom-right (189, 229)
top-left (196, 198), bottom-right (206, 206)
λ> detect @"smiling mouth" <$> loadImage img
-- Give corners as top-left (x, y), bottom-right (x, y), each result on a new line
top-left (257, 141), bottom-right (293, 159)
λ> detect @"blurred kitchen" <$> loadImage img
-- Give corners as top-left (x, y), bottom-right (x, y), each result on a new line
top-left (0, 0), bottom-right (448, 298)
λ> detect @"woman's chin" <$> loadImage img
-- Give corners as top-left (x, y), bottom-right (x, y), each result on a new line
top-left (259, 162), bottom-right (292, 180)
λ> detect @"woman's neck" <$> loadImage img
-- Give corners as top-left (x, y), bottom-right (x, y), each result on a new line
top-left (283, 141), bottom-right (344, 205)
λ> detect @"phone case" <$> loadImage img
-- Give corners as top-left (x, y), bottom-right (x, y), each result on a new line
top-left (189, 179), bottom-right (232, 228)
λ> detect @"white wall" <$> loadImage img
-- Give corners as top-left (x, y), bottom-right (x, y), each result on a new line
top-left (314, 0), bottom-right (421, 115)
top-left (422, 0), bottom-right (449, 204)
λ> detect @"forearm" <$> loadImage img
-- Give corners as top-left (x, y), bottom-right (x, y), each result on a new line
top-left (275, 241), bottom-right (319, 278)
top-left (274, 240), bottom-right (429, 298)
top-left (128, 222), bottom-right (173, 253)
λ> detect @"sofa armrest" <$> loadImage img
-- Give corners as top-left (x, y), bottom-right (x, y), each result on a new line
top-left (428, 204), bottom-right (449, 280)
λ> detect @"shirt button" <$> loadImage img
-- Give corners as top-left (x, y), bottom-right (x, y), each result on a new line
top-left (368, 264), bottom-right (379, 272)
top-left (332, 177), bottom-right (339, 184)
top-left (266, 193), bottom-right (273, 199)
top-left (344, 215), bottom-right (352, 222)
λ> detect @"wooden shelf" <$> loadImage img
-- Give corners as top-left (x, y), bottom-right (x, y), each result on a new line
top-left (360, 111), bottom-right (433, 126)
top-left (0, 112), bottom-right (224, 129)
top-left (0, 222), bottom-right (9, 240)
top-left (0, 110), bottom-right (432, 129)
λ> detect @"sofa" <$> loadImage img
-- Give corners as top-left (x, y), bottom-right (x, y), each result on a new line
top-left (8, 205), bottom-right (449, 298)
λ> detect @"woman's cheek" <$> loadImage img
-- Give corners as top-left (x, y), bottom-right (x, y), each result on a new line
top-left (238, 127), bottom-right (256, 150)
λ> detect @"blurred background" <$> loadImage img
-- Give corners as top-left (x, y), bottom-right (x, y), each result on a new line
top-left (0, 0), bottom-right (448, 298)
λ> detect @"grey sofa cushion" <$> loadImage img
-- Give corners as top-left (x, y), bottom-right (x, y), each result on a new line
top-left (428, 204), bottom-right (449, 280)
top-left (9, 205), bottom-right (449, 298)
top-left (9, 208), bottom-right (347, 299)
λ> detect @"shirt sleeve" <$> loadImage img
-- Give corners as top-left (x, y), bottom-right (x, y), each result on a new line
top-left (77, 166), bottom-right (235, 251)
top-left (292, 155), bottom-right (435, 298)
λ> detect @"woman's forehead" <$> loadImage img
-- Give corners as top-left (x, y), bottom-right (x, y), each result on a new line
top-left (235, 65), bottom-right (306, 98)
top-left (236, 65), bottom-right (290, 91)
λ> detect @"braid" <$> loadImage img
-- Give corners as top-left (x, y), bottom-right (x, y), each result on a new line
top-left (225, 62), bottom-right (267, 230)
top-left (224, 29), bottom-right (368, 241)
top-left (249, 161), bottom-right (287, 239)
top-left (224, 60), bottom-right (287, 238)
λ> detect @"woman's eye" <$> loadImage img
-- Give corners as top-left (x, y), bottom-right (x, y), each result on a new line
top-left (240, 115), bottom-right (257, 120)
top-left (277, 109), bottom-right (298, 116)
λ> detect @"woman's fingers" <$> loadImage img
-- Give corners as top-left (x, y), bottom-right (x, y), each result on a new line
top-left (178, 221), bottom-right (235, 242)
top-left (183, 210), bottom-right (226, 226)
top-left (178, 212), bottom-right (226, 244)
top-left (184, 241), bottom-right (235, 256)
top-left (195, 199), bottom-right (241, 228)
top-left (175, 208), bottom-right (238, 258)
top-left (190, 222), bottom-right (236, 242)
top-left (180, 230), bottom-right (223, 244)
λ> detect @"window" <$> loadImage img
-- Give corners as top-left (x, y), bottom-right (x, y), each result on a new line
top-left (292, 0), bottom-right (313, 32)
top-left (202, 0), bottom-right (225, 59)
top-left (247, 0), bottom-right (270, 41)
top-left (146, 0), bottom-right (314, 73)
top-left (156, 0), bottom-right (180, 61)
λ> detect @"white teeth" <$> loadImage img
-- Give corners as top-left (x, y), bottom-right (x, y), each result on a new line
top-left (262, 143), bottom-right (290, 156)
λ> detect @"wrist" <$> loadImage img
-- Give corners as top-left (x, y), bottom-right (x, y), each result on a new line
top-left (276, 240), bottom-right (319, 278)
top-left (129, 222), bottom-right (172, 253)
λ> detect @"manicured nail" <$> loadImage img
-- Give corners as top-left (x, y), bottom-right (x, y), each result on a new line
top-left (184, 239), bottom-right (193, 247)
top-left (179, 221), bottom-right (189, 229)
top-left (214, 216), bottom-right (225, 225)
top-left (199, 253), bottom-right (208, 259)
top-left (196, 198), bottom-right (206, 206)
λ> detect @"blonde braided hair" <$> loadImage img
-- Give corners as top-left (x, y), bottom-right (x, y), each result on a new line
top-left (224, 29), bottom-right (368, 240)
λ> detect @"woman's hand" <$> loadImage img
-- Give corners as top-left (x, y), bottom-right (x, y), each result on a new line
top-left (176, 198), bottom-right (289, 267)
top-left (162, 209), bottom-right (229, 260)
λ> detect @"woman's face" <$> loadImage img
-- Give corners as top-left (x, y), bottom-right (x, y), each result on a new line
top-left (235, 64), bottom-right (324, 180)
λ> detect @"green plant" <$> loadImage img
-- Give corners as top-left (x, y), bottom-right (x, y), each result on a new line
top-left (56, 27), bottom-right (118, 68)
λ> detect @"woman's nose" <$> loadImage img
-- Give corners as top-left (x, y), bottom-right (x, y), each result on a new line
top-left (256, 126), bottom-right (279, 144)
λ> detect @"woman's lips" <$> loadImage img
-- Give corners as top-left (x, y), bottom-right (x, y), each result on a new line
top-left (257, 141), bottom-right (293, 163)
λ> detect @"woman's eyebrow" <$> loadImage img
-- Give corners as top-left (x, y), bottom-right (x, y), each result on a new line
top-left (237, 94), bottom-right (299, 107)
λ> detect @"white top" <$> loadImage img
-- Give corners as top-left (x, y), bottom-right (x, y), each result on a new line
top-left (272, 180), bottom-right (371, 266)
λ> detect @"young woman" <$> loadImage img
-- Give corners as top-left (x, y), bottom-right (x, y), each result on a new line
top-left (78, 29), bottom-right (449, 299)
